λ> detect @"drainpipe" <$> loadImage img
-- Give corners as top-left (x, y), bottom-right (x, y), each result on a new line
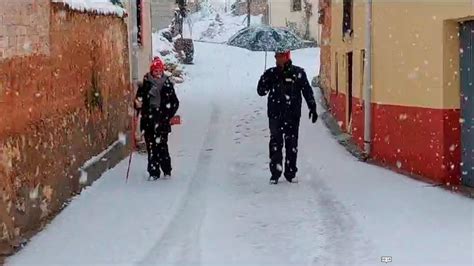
top-left (363, 0), bottom-right (373, 155)
top-left (130, 0), bottom-right (139, 84)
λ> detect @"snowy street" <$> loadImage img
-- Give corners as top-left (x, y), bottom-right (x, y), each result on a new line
top-left (7, 43), bottom-right (474, 266)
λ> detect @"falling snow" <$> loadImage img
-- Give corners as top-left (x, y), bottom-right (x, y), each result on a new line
top-left (399, 114), bottom-right (408, 120)
top-left (29, 185), bottom-right (40, 200)
top-left (5, 7), bottom-right (474, 266)
top-left (79, 170), bottom-right (88, 184)
top-left (118, 132), bottom-right (127, 145)
top-left (276, 164), bottom-right (283, 171)
top-left (396, 161), bottom-right (402, 169)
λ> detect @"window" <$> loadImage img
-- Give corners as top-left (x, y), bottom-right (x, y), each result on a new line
top-left (137, 0), bottom-right (143, 46)
top-left (342, 0), bottom-right (353, 38)
top-left (292, 0), bottom-right (302, 12)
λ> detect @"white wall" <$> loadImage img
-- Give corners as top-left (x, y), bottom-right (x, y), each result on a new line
top-left (269, 0), bottom-right (320, 44)
top-left (125, 0), bottom-right (153, 82)
top-left (151, 0), bottom-right (175, 32)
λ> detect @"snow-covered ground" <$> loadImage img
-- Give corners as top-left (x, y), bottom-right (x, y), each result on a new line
top-left (152, 31), bottom-right (181, 66)
top-left (7, 43), bottom-right (474, 266)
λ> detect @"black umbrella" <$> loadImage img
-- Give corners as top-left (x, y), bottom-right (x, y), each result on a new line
top-left (227, 25), bottom-right (305, 69)
top-left (227, 25), bottom-right (305, 51)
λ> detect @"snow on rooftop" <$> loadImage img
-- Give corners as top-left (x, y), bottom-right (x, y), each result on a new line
top-left (52, 0), bottom-right (126, 17)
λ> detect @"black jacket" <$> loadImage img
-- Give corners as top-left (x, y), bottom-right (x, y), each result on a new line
top-left (257, 61), bottom-right (317, 121)
top-left (135, 74), bottom-right (180, 133)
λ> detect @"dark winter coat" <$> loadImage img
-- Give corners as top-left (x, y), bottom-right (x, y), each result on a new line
top-left (257, 60), bottom-right (317, 121)
top-left (135, 73), bottom-right (180, 134)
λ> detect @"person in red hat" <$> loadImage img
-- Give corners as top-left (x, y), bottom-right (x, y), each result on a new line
top-left (134, 57), bottom-right (179, 180)
top-left (257, 50), bottom-right (318, 184)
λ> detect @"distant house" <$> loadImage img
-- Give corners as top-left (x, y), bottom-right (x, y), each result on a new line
top-left (268, 0), bottom-right (320, 43)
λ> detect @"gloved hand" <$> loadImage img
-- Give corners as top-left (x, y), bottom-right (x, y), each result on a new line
top-left (309, 108), bottom-right (318, 123)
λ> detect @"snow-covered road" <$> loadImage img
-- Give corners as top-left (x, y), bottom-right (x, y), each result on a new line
top-left (7, 43), bottom-right (474, 266)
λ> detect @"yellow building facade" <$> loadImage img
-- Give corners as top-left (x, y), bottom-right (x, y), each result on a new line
top-left (321, 0), bottom-right (474, 187)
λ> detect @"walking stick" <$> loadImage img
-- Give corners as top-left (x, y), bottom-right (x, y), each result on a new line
top-left (125, 110), bottom-right (138, 183)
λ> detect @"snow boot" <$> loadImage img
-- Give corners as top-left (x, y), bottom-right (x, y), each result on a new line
top-left (285, 176), bottom-right (297, 183)
top-left (149, 175), bottom-right (160, 181)
top-left (269, 176), bottom-right (279, 185)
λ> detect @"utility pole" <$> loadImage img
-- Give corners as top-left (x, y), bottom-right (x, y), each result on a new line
top-left (247, 0), bottom-right (251, 26)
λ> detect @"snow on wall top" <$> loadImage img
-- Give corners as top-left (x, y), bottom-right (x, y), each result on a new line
top-left (52, 0), bottom-right (126, 17)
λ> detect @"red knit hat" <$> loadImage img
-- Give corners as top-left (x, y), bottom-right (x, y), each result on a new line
top-left (150, 58), bottom-right (164, 73)
top-left (276, 51), bottom-right (291, 61)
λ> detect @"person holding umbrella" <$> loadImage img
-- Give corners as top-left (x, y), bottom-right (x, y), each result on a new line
top-left (257, 49), bottom-right (318, 184)
top-left (227, 25), bottom-right (318, 184)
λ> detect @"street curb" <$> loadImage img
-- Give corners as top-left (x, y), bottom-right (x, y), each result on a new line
top-left (316, 86), bottom-right (474, 199)
top-left (320, 111), bottom-right (367, 161)
top-left (78, 135), bottom-right (130, 188)
top-left (316, 86), bottom-right (366, 161)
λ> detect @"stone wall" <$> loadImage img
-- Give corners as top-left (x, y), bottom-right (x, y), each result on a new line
top-left (0, 2), bottom-right (130, 255)
top-left (0, 0), bottom-right (50, 59)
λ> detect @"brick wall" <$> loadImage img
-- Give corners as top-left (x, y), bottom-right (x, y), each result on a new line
top-left (0, 0), bottom-right (50, 59)
top-left (0, 3), bottom-right (130, 255)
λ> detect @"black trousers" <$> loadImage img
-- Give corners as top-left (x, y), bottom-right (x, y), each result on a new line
top-left (268, 118), bottom-right (300, 179)
top-left (144, 129), bottom-right (172, 177)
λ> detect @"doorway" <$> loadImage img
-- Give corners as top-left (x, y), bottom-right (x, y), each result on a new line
top-left (346, 52), bottom-right (353, 132)
top-left (459, 21), bottom-right (474, 187)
